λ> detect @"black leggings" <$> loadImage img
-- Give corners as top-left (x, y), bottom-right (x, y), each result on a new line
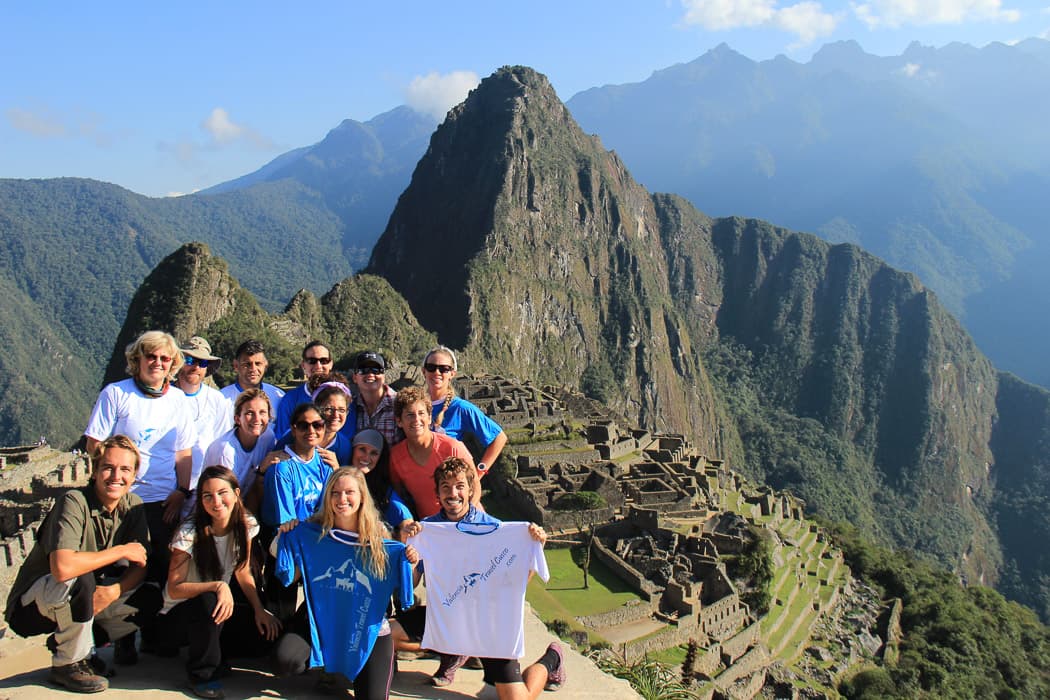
top-left (272, 607), bottom-right (394, 700)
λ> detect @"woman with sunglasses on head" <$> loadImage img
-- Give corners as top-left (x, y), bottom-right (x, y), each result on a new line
top-left (85, 330), bottom-right (196, 588)
top-left (422, 346), bottom-right (508, 480)
top-left (160, 466), bottom-right (280, 699)
top-left (268, 372), bottom-right (351, 472)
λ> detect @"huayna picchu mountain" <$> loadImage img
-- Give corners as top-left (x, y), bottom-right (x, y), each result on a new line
top-left (363, 65), bottom-right (1047, 617)
top-left (102, 66), bottom-right (1049, 621)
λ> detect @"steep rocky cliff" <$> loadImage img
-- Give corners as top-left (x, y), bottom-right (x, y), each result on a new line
top-left (366, 65), bottom-right (1006, 585)
top-left (367, 67), bottom-right (725, 452)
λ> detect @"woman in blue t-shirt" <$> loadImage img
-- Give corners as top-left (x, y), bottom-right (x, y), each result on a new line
top-left (272, 467), bottom-right (415, 700)
top-left (262, 404), bottom-right (333, 532)
top-left (422, 346), bottom-right (508, 478)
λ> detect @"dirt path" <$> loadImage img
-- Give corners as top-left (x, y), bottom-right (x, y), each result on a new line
top-left (0, 607), bottom-right (640, 699)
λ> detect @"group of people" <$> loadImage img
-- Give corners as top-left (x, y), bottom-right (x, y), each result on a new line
top-left (4, 331), bottom-right (566, 699)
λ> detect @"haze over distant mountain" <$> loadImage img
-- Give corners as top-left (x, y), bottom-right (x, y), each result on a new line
top-left (567, 39), bottom-right (1050, 388)
top-left (364, 64), bottom-right (1050, 622)
top-left (203, 106), bottom-right (438, 267)
top-left (0, 107), bottom-right (437, 447)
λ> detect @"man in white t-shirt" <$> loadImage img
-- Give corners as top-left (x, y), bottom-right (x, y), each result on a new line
top-left (404, 457), bottom-right (566, 697)
top-left (219, 339), bottom-right (285, 423)
top-left (174, 336), bottom-right (230, 500)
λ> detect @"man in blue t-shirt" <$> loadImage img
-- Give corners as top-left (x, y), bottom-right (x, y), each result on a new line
top-left (275, 341), bottom-right (334, 437)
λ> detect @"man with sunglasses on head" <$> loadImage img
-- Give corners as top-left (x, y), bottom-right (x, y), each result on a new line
top-left (172, 337), bottom-right (229, 515)
top-left (220, 339), bottom-right (285, 424)
top-left (274, 340), bottom-right (333, 437)
top-left (350, 350), bottom-right (402, 446)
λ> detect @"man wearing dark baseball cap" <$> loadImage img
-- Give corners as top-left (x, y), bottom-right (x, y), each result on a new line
top-left (351, 350), bottom-right (401, 445)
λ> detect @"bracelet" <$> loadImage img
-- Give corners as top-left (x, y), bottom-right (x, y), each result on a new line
top-left (177, 486), bottom-right (193, 498)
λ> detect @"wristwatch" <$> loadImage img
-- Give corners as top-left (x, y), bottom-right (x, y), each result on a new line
top-left (477, 461), bottom-right (488, 473)
top-left (177, 486), bottom-right (193, 498)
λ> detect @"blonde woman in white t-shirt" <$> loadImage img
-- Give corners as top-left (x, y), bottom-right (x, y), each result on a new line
top-left (161, 466), bottom-right (280, 699)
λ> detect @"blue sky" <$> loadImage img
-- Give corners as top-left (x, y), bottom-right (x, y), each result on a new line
top-left (3, 1), bottom-right (1048, 197)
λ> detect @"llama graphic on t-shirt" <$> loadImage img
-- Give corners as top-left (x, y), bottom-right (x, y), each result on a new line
top-left (314, 559), bottom-right (372, 595)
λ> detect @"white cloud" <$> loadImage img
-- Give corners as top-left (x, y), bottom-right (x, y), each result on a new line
top-left (202, 108), bottom-right (243, 144)
top-left (6, 107), bottom-right (66, 137)
top-left (682, 0), bottom-right (777, 28)
top-left (775, 1), bottom-right (839, 43)
top-left (199, 108), bottom-right (273, 149)
top-left (404, 71), bottom-right (479, 119)
top-left (680, 0), bottom-right (839, 44)
top-left (853, 0), bottom-right (1021, 29)
top-left (901, 61), bottom-right (922, 76)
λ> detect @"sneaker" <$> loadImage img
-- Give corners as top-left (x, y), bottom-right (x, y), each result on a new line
top-left (431, 653), bottom-right (468, 687)
top-left (50, 660), bottom-right (109, 693)
top-left (544, 642), bottom-right (566, 691)
top-left (114, 633), bottom-right (139, 665)
top-left (187, 679), bottom-right (225, 699)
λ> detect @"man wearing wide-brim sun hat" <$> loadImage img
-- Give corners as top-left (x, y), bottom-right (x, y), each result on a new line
top-left (174, 336), bottom-right (230, 515)
top-left (179, 336), bottom-right (223, 376)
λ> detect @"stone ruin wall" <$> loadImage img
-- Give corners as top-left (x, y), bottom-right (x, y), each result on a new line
top-left (453, 376), bottom-right (846, 693)
top-left (0, 449), bottom-right (92, 611)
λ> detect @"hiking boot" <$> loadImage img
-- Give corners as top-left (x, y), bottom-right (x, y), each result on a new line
top-left (114, 633), bottom-right (139, 665)
top-left (50, 659), bottom-right (109, 693)
top-left (544, 642), bottom-right (566, 691)
top-left (431, 653), bottom-right (468, 687)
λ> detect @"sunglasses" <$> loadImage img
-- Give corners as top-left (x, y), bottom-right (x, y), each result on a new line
top-left (145, 353), bottom-right (173, 364)
top-left (294, 420), bottom-right (326, 432)
top-left (184, 356), bottom-right (211, 369)
top-left (304, 357), bottom-right (332, 365)
top-left (424, 363), bottom-right (454, 374)
top-left (356, 366), bottom-right (383, 376)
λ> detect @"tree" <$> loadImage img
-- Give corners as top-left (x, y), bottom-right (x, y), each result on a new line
top-left (553, 490), bottom-right (607, 590)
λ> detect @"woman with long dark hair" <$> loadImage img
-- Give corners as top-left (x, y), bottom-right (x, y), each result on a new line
top-left (161, 466), bottom-right (280, 699)
top-left (262, 403), bottom-right (333, 532)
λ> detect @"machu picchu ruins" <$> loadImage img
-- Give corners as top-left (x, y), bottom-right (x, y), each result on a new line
top-left (1, 373), bottom-right (890, 699)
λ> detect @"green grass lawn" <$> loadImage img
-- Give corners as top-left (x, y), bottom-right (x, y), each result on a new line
top-left (527, 547), bottom-right (642, 620)
top-left (651, 644), bottom-right (688, 666)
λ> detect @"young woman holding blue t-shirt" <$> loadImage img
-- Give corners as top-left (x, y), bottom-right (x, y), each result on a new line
top-left (423, 346), bottom-right (508, 478)
top-left (273, 467), bottom-right (415, 699)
